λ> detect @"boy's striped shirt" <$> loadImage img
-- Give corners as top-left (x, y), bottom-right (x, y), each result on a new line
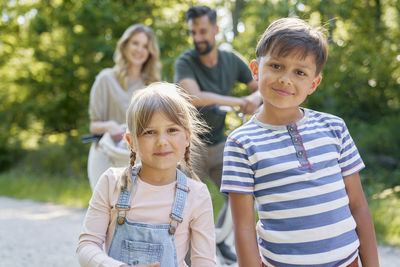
top-left (221, 108), bottom-right (364, 267)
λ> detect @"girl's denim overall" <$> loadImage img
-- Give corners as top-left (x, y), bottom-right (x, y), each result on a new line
top-left (108, 167), bottom-right (189, 267)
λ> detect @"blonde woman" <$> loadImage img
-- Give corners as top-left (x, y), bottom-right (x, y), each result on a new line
top-left (88, 24), bottom-right (161, 190)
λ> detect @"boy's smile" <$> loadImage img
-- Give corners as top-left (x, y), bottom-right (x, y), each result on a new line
top-left (250, 50), bottom-right (321, 124)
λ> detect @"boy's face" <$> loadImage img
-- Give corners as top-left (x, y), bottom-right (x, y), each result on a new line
top-left (250, 50), bottom-right (321, 111)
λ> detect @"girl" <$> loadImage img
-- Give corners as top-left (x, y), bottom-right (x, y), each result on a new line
top-left (88, 24), bottom-right (161, 190)
top-left (77, 83), bottom-right (217, 267)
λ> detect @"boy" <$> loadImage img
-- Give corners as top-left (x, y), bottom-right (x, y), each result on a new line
top-left (221, 18), bottom-right (379, 267)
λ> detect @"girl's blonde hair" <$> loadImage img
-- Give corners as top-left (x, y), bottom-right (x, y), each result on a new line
top-left (113, 24), bottom-right (161, 89)
top-left (120, 82), bottom-right (209, 190)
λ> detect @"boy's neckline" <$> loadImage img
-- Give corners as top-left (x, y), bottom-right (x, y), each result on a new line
top-left (253, 108), bottom-right (308, 129)
top-left (254, 107), bottom-right (306, 127)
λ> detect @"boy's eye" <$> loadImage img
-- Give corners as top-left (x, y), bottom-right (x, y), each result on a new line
top-left (296, 70), bottom-right (306, 76)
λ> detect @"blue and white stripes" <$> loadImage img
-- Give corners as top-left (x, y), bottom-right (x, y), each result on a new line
top-left (221, 108), bottom-right (364, 266)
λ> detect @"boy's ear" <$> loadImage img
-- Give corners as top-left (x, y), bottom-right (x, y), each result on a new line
top-left (308, 75), bottom-right (322, 95)
top-left (250, 60), bottom-right (259, 81)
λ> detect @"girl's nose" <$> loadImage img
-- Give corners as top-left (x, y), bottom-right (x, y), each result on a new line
top-left (157, 133), bottom-right (168, 145)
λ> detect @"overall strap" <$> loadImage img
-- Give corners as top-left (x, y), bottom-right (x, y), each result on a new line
top-left (169, 169), bottom-right (189, 235)
top-left (115, 166), bottom-right (140, 225)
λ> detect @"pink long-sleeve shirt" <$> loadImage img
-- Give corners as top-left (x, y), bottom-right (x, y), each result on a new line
top-left (76, 167), bottom-right (217, 267)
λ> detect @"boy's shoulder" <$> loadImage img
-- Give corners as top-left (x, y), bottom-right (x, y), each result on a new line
top-left (227, 118), bottom-right (259, 142)
top-left (306, 108), bottom-right (345, 126)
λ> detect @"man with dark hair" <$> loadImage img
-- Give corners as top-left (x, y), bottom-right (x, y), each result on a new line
top-left (174, 5), bottom-right (262, 263)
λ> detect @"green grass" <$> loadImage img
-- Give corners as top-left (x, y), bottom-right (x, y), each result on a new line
top-left (369, 186), bottom-right (400, 246)
top-left (0, 170), bottom-right (92, 208)
top-left (203, 178), bottom-right (226, 220)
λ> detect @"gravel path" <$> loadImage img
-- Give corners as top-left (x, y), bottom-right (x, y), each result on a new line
top-left (0, 196), bottom-right (399, 267)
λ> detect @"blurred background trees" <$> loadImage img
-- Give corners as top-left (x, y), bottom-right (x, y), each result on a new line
top-left (2, 0), bottom-right (400, 177)
top-left (1, 0), bottom-right (399, 242)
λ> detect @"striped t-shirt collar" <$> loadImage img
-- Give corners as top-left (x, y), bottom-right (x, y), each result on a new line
top-left (252, 107), bottom-right (309, 130)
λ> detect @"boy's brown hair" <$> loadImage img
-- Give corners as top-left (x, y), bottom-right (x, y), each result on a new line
top-left (256, 17), bottom-right (328, 75)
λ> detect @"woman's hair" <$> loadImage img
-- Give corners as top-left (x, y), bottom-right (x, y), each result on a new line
top-left (119, 82), bottom-right (209, 190)
top-left (113, 24), bottom-right (161, 89)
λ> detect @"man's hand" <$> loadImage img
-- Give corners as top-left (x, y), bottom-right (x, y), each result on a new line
top-left (241, 92), bottom-right (262, 114)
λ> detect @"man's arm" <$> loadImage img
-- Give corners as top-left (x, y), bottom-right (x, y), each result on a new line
top-left (344, 172), bottom-right (379, 267)
top-left (247, 79), bottom-right (258, 93)
top-left (239, 80), bottom-right (262, 114)
top-left (229, 192), bottom-right (261, 267)
top-left (178, 78), bottom-right (245, 108)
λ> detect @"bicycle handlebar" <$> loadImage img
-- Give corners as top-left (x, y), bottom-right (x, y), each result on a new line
top-left (81, 134), bottom-right (102, 144)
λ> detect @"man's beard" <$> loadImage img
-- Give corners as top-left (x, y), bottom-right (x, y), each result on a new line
top-left (194, 41), bottom-right (214, 55)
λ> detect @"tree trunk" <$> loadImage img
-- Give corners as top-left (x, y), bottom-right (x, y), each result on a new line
top-left (232, 0), bottom-right (244, 37)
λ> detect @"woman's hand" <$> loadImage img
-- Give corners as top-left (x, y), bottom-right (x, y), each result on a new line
top-left (90, 120), bottom-right (125, 142)
top-left (107, 121), bottom-right (125, 142)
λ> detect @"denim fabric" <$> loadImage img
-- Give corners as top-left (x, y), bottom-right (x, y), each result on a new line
top-left (108, 166), bottom-right (188, 267)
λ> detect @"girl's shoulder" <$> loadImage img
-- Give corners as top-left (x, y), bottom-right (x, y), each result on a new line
top-left (186, 178), bottom-right (212, 200)
top-left (96, 167), bottom-right (126, 192)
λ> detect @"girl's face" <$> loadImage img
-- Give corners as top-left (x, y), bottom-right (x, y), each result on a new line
top-left (124, 32), bottom-right (150, 68)
top-left (135, 111), bottom-right (190, 178)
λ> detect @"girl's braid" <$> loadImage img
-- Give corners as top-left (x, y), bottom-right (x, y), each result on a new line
top-left (184, 145), bottom-right (200, 181)
top-left (121, 149), bottom-right (136, 190)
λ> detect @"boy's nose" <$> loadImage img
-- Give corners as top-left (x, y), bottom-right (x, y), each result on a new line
top-left (278, 74), bottom-right (292, 86)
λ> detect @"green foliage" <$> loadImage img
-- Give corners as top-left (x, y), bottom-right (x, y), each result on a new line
top-left (348, 116), bottom-right (400, 173)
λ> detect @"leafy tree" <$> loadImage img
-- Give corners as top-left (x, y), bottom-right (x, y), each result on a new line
top-left (1, 0), bottom-right (399, 171)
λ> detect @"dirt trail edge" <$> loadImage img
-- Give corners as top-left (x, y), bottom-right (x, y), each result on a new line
top-left (0, 196), bottom-right (399, 267)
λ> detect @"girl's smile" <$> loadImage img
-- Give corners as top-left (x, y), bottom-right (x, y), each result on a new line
top-left (127, 110), bottom-right (190, 185)
top-left (153, 151), bottom-right (173, 157)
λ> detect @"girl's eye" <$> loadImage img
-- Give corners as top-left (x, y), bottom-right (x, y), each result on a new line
top-left (143, 130), bottom-right (155, 135)
top-left (271, 64), bottom-right (280, 69)
top-left (168, 128), bottom-right (179, 133)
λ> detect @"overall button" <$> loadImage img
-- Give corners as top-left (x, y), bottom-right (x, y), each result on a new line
top-left (117, 216), bottom-right (125, 225)
top-left (297, 150), bottom-right (304, 157)
top-left (292, 137), bottom-right (299, 143)
top-left (288, 126), bottom-right (295, 132)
